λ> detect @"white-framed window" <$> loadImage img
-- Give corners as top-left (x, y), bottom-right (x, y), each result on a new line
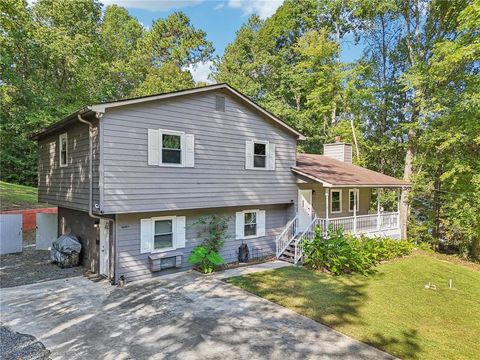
top-left (236, 209), bottom-right (266, 239)
top-left (349, 189), bottom-right (359, 212)
top-left (245, 140), bottom-right (275, 170)
top-left (330, 189), bottom-right (342, 213)
top-left (140, 215), bottom-right (186, 254)
top-left (148, 129), bottom-right (194, 167)
top-left (161, 132), bottom-right (182, 165)
top-left (59, 133), bottom-right (68, 167)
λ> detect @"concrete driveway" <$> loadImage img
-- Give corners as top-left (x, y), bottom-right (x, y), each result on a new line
top-left (0, 271), bottom-right (394, 360)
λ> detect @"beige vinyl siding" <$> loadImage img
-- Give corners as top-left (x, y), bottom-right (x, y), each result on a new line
top-left (100, 91), bottom-right (298, 214)
top-left (323, 143), bottom-right (353, 163)
top-left (115, 204), bottom-right (291, 282)
top-left (297, 183), bottom-right (371, 218)
top-left (37, 119), bottom-right (100, 212)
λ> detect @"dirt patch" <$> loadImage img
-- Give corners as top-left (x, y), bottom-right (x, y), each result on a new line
top-left (0, 247), bottom-right (84, 288)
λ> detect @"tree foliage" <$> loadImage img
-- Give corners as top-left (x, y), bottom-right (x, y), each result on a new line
top-left (214, 0), bottom-right (479, 259)
top-left (0, 0), bottom-right (213, 185)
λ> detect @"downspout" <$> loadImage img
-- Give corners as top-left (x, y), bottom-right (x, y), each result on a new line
top-left (78, 113), bottom-right (116, 283)
top-left (78, 113), bottom-right (103, 221)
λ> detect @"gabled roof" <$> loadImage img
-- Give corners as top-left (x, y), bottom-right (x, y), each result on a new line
top-left (293, 153), bottom-right (410, 188)
top-left (32, 83), bottom-right (305, 140)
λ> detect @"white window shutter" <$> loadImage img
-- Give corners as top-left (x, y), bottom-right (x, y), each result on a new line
top-left (140, 218), bottom-right (153, 253)
top-left (148, 129), bottom-right (160, 165)
top-left (245, 140), bottom-right (254, 169)
top-left (257, 210), bottom-right (266, 237)
top-left (267, 143), bottom-right (276, 170)
top-left (235, 212), bottom-right (244, 239)
top-left (184, 134), bottom-right (195, 167)
top-left (175, 216), bottom-right (186, 249)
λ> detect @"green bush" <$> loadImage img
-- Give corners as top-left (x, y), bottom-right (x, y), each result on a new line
top-left (302, 225), bottom-right (414, 275)
top-left (188, 246), bottom-right (225, 274)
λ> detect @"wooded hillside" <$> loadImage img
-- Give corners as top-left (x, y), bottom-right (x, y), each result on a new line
top-left (1, 0), bottom-right (478, 259)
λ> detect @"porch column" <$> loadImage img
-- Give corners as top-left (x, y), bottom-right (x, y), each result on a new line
top-left (397, 188), bottom-right (401, 228)
top-left (324, 188), bottom-right (329, 235)
top-left (353, 188), bottom-right (357, 233)
top-left (377, 188), bottom-right (381, 231)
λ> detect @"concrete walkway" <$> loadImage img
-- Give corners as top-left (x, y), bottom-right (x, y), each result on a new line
top-left (213, 259), bottom-right (292, 279)
top-left (0, 270), bottom-right (395, 360)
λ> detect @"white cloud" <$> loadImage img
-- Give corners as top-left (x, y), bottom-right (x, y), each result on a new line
top-left (101, 0), bottom-right (203, 12)
top-left (227, 0), bottom-right (283, 19)
top-left (214, 2), bottom-right (225, 10)
top-left (185, 61), bottom-right (214, 84)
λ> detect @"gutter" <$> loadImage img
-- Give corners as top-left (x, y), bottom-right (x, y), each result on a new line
top-left (78, 113), bottom-right (117, 283)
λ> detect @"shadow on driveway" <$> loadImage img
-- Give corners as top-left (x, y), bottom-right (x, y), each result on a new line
top-left (0, 272), bottom-right (395, 360)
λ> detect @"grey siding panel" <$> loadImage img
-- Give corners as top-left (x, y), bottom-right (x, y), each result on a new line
top-left (38, 120), bottom-right (100, 212)
top-left (116, 204), bottom-right (292, 282)
top-left (101, 91), bottom-right (298, 213)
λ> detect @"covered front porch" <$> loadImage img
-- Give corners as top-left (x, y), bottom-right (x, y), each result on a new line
top-left (296, 184), bottom-right (401, 238)
top-left (276, 152), bottom-right (409, 264)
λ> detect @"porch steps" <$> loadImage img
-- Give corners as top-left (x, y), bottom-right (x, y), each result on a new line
top-left (278, 238), bottom-right (298, 263)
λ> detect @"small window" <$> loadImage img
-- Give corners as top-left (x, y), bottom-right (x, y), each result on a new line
top-left (331, 190), bottom-right (342, 213)
top-left (59, 133), bottom-right (68, 167)
top-left (154, 219), bottom-right (173, 250)
top-left (349, 189), bottom-right (359, 212)
top-left (253, 142), bottom-right (267, 168)
top-left (244, 211), bottom-right (257, 237)
top-left (162, 134), bottom-right (181, 164)
top-left (160, 257), bottom-right (177, 269)
top-left (215, 95), bottom-right (225, 111)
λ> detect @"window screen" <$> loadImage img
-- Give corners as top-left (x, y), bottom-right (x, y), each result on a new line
top-left (154, 219), bottom-right (173, 249)
top-left (244, 212), bottom-right (257, 237)
top-left (331, 191), bottom-right (341, 212)
top-left (162, 134), bottom-right (181, 164)
top-left (253, 143), bottom-right (266, 168)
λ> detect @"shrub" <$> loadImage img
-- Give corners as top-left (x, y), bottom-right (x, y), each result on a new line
top-left (188, 215), bottom-right (230, 273)
top-left (188, 246), bottom-right (224, 274)
top-left (302, 225), bottom-right (414, 275)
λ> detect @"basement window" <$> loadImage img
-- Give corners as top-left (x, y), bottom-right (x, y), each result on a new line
top-left (244, 211), bottom-right (257, 237)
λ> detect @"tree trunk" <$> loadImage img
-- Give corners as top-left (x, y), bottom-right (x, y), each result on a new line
top-left (400, 127), bottom-right (416, 239)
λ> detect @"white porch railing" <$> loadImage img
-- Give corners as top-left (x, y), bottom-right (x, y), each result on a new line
top-left (275, 215), bottom-right (298, 257)
top-left (323, 212), bottom-right (399, 236)
top-left (277, 212), bottom-right (400, 265)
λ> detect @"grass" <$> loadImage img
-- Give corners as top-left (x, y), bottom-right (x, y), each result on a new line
top-left (227, 253), bottom-right (480, 360)
top-left (0, 181), bottom-right (45, 210)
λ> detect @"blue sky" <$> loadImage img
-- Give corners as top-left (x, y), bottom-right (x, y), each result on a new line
top-left (102, 1), bottom-right (364, 82)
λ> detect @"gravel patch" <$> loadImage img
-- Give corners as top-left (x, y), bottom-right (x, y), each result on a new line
top-left (0, 247), bottom-right (83, 288)
top-left (0, 324), bottom-right (50, 360)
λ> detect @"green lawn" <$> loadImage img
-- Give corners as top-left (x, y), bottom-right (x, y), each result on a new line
top-left (227, 253), bottom-right (480, 360)
top-left (0, 181), bottom-right (45, 210)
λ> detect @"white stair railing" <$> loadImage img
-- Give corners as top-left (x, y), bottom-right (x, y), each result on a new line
top-left (294, 217), bottom-right (325, 264)
top-left (275, 215), bottom-right (298, 257)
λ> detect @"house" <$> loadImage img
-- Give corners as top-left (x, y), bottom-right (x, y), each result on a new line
top-left (32, 83), bottom-right (409, 283)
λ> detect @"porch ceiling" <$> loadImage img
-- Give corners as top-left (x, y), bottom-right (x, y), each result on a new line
top-left (293, 153), bottom-right (410, 188)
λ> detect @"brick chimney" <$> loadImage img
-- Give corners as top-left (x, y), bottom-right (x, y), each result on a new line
top-left (323, 136), bottom-right (353, 163)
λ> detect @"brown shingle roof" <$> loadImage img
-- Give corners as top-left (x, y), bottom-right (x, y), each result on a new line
top-left (293, 153), bottom-right (410, 187)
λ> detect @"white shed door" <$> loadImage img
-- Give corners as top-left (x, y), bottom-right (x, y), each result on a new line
top-left (0, 214), bottom-right (22, 255)
top-left (99, 219), bottom-right (110, 277)
top-left (36, 213), bottom-right (58, 250)
top-left (298, 190), bottom-right (313, 233)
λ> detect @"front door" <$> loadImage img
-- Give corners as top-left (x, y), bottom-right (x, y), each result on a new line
top-left (99, 219), bottom-right (109, 277)
top-left (298, 189), bottom-right (313, 233)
